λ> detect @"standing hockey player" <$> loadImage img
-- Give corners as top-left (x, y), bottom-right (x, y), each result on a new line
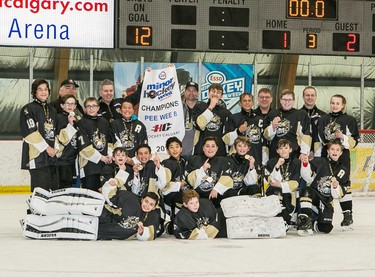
top-left (316, 94), bottom-right (359, 230)
top-left (20, 78), bottom-right (59, 192)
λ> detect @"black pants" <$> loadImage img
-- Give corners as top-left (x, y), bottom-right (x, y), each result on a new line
top-left (29, 165), bottom-right (58, 192)
top-left (58, 164), bottom-right (76, 189)
top-left (81, 174), bottom-right (100, 192)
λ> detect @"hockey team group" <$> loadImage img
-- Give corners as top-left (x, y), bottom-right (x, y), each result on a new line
top-left (20, 73), bottom-right (359, 240)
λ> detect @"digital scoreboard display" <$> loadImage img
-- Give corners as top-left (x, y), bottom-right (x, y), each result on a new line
top-left (118, 0), bottom-right (375, 56)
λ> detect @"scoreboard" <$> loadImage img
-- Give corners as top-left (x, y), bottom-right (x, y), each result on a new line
top-left (118, 0), bottom-right (375, 56)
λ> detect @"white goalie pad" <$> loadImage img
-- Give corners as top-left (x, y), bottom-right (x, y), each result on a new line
top-left (28, 187), bottom-right (105, 216)
top-left (23, 214), bottom-right (98, 240)
top-left (220, 195), bottom-right (282, 218)
top-left (226, 216), bottom-right (287, 239)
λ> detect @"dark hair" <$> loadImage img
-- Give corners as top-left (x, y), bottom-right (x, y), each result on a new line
top-left (166, 136), bottom-right (182, 149)
top-left (208, 83), bottom-right (223, 93)
top-left (203, 136), bottom-right (218, 146)
top-left (277, 139), bottom-right (292, 149)
top-left (113, 147), bottom-right (128, 156)
top-left (31, 78), bottom-right (50, 99)
top-left (142, 191), bottom-right (159, 205)
top-left (121, 99), bottom-right (134, 108)
top-left (327, 140), bottom-right (344, 151)
top-left (136, 144), bottom-right (151, 154)
top-left (84, 97), bottom-right (99, 106)
top-left (182, 189), bottom-right (199, 204)
top-left (60, 94), bottom-right (77, 104)
top-left (258, 87), bottom-right (272, 95)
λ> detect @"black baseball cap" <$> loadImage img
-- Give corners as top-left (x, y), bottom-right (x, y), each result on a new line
top-left (185, 81), bottom-right (199, 91)
top-left (61, 79), bottom-right (79, 88)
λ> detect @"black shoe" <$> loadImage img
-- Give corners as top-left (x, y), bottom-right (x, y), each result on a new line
top-left (297, 214), bottom-right (313, 236)
top-left (341, 210), bottom-right (353, 231)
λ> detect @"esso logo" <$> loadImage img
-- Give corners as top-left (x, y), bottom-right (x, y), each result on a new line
top-left (158, 71), bottom-right (167, 80)
top-left (206, 71), bottom-right (225, 84)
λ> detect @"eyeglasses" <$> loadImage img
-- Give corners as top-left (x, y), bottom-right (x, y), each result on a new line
top-left (85, 105), bottom-right (99, 109)
top-left (64, 102), bottom-right (76, 106)
top-left (280, 98), bottom-right (294, 102)
top-left (259, 96), bottom-right (271, 99)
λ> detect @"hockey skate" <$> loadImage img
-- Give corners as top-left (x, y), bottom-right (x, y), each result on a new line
top-left (297, 214), bottom-right (313, 237)
top-left (341, 210), bottom-right (353, 231)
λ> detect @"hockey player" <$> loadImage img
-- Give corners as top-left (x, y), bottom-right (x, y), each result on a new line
top-left (100, 147), bottom-right (134, 193)
top-left (316, 94), bottom-right (359, 230)
top-left (192, 83), bottom-right (231, 156)
top-left (226, 136), bottom-right (261, 196)
top-left (265, 139), bottom-right (300, 224)
top-left (186, 136), bottom-right (233, 208)
top-left (160, 137), bottom-right (190, 233)
top-left (55, 94), bottom-right (79, 189)
top-left (223, 93), bottom-right (266, 166)
top-left (131, 144), bottom-right (168, 198)
top-left (20, 78), bottom-right (59, 192)
top-left (98, 188), bottom-right (161, 240)
top-left (264, 89), bottom-right (311, 160)
top-left (111, 99), bottom-right (148, 161)
top-left (298, 141), bottom-right (350, 236)
top-left (76, 97), bottom-right (113, 192)
top-left (173, 189), bottom-right (221, 239)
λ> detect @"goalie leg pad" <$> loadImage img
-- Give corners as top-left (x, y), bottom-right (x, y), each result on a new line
top-left (220, 195), bottom-right (282, 218)
top-left (28, 187), bottom-right (105, 216)
top-left (226, 216), bottom-right (287, 239)
top-left (23, 214), bottom-right (98, 240)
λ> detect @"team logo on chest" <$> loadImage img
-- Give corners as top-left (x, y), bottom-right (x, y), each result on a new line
top-left (317, 176), bottom-right (332, 197)
top-left (276, 118), bottom-right (291, 137)
top-left (44, 119), bottom-right (55, 141)
top-left (246, 125), bottom-right (261, 144)
top-left (199, 171), bottom-right (217, 192)
top-left (206, 114), bottom-right (221, 131)
top-left (120, 129), bottom-right (135, 150)
top-left (232, 171), bottom-right (244, 189)
top-left (324, 122), bottom-right (341, 141)
top-left (92, 130), bottom-right (106, 151)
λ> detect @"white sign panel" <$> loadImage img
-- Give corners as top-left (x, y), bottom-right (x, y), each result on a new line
top-left (0, 0), bottom-right (115, 48)
top-left (138, 66), bottom-right (185, 154)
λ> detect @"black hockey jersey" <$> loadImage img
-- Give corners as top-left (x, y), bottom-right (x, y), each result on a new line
top-left (223, 108), bottom-right (265, 165)
top-left (173, 198), bottom-right (220, 239)
top-left (55, 112), bottom-right (78, 166)
top-left (111, 118), bottom-right (148, 158)
top-left (20, 100), bottom-right (57, 169)
top-left (264, 108), bottom-right (311, 159)
top-left (99, 98), bottom-right (124, 122)
top-left (193, 100), bottom-right (231, 156)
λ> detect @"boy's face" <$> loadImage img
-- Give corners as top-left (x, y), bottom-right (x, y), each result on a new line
top-left (202, 140), bottom-right (218, 158)
top-left (35, 83), bottom-right (49, 102)
top-left (280, 94), bottom-right (295, 110)
top-left (235, 141), bottom-right (250, 156)
top-left (85, 101), bottom-right (99, 116)
top-left (60, 98), bottom-right (77, 113)
top-left (240, 95), bottom-right (253, 112)
top-left (167, 141), bottom-right (182, 160)
top-left (121, 102), bottom-right (134, 119)
top-left (112, 151), bottom-right (127, 166)
top-left (327, 144), bottom-right (343, 161)
top-left (276, 144), bottom-right (292, 159)
top-left (141, 196), bottom-right (157, 212)
top-left (136, 147), bottom-right (152, 165)
top-left (208, 88), bottom-right (223, 101)
top-left (183, 197), bottom-right (199, 213)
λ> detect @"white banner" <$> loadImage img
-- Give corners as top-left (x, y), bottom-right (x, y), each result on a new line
top-left (0, 0), bottom-right (114, 48)
top-left (138, 66), bottom-right (185, 154)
